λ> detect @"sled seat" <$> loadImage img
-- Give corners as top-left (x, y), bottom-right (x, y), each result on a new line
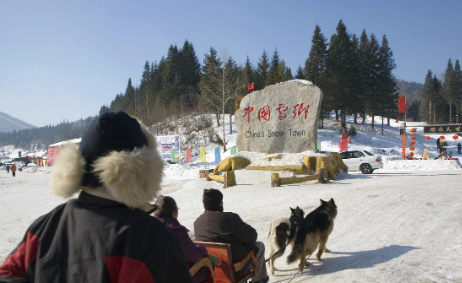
top-left (193, 240), bottom-right (257, 283)
top-left (189, 255), bottom-right (216, 283)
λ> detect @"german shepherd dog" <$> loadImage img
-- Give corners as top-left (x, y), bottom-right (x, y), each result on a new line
top-left (267, 207), bottom-right (305, 275)
top-left (287, 198), bottom-right (337, 272)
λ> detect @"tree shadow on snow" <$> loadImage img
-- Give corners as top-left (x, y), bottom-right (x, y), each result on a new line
top-left (272, 244), bottom-right (418, 279)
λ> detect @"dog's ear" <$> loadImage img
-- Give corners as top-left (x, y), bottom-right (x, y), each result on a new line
top-left (320, 199), bottom-right (327, 205)
top-left (290, 207), bottom-right (294, 212)
top-left (329, 198), bottom-right (336, 207)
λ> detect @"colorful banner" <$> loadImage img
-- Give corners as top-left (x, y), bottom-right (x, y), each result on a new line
top-left (156, 135), bottom-right (180, 161)
top-left (230, 146), bottom-right (236, 155)
top-left (215, 147), bottom-right (221, 163)
top-left (317, 139), bottom-right (321, 151)
top-left (200, 147), bottom-right (206, 162)
top-left (185, 148), bottom-right (192, 163)
top-left (170, 148), bottom-right (177, 163)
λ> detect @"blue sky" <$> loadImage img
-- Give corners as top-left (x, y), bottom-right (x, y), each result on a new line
top-left (1, 0), bottom-right (461, 127)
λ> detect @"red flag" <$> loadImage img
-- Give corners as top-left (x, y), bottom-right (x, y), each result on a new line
top-left (398, 96), bottom-right (406, 113)
top-left (247, 82), bottom-right (254, 91)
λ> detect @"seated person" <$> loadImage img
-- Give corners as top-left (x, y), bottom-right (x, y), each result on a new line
top-left (154, 195), bottom-right (214, 283)
top-left (194, 189), bottom-right (269, 283)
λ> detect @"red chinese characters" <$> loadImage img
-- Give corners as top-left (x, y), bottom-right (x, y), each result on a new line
top-left (258, 105), bottom-right (271, 121)
top-left (292, 103), bottom-right (310, 119)
top-left (242, 107), bottom-right (255, 122)
top-left (275, 104), bottom-right (288, 120)
top-left (243, 103), bottom-right (310, 122)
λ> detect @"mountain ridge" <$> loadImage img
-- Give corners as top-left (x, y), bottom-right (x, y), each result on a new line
top-left (0, 111), bottom-right (36, 133)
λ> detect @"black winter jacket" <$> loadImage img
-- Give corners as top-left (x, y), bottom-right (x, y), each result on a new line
top-left (0, 192), bottom-right (193, 283)
top-left (193, 210), bottom-right (258, 261)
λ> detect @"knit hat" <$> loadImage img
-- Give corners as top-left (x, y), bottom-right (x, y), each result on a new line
top-left (50, 111), bottom-right (164, 208)
top-left (203, 188), bottom-right (223, 211)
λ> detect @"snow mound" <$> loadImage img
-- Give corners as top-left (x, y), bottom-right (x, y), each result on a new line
top-left (382, 159), bottom-right (461, 171)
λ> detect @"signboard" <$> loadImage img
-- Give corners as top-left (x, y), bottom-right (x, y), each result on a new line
top-left (156, 135), bottom-right (180, 161)
top-left (235, 80), bottom-right (323, 153)
top-left (424, 124), bottom-right (462, 134)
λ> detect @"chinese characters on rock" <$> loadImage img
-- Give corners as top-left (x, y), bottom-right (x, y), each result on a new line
top-left (243, 103), bottom-right (310, 122)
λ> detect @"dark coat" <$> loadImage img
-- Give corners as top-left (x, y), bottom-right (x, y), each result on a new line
top-left (194, 210), bottom-right (258, 262)
top-left (0, 192), bottom-right (193, 283)
top-left (155, 216), bottom-right (209, 283)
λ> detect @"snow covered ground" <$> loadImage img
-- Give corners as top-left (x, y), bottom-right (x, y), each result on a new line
top-left (1, 114), bottom-right (462, 282)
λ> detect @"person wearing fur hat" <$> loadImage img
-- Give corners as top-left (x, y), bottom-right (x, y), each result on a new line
top-left (0, 111), bottom-right (193, 283)
top-left (194, 189), bottom-right (269, 283)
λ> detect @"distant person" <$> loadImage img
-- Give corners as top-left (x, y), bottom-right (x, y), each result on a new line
top-left (437, 137), bottom-right (440, 149)
top-left (0, 111), bottom-right (193, 283)
top-left (154, 195), bottom-right (216, 283)
top-left (458, 142), bottom-right (461, 154)
top-left (10, 164), bottom-right (16, 177)
top-left (194, 189), bottom-right (269, 283)
top-left (5, 165), bottom-right (9, 174)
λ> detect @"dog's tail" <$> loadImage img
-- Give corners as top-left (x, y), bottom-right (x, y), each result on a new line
top-left (271, 221), bottom-right (290, 257)
top-left (286, 226), bottom-right (307, 264)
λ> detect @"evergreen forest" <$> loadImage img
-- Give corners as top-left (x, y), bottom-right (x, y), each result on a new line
top-left (1, 20), bottom-right (461, 149)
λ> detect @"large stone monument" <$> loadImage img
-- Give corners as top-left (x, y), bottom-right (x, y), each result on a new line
top-left (235, 80), bottom-right (323, 153)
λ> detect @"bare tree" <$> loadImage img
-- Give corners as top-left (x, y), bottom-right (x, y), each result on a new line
top-left (199, 49), bottom-right (244, 151)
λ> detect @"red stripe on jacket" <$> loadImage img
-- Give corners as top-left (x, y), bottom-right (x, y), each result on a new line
top-left (0, 232), bottom-right (40, 278)
top-left (104, 256), bottom-right (156, 283)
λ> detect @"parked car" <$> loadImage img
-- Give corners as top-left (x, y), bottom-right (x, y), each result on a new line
top-left (340, 150), bottom-right (383, 174)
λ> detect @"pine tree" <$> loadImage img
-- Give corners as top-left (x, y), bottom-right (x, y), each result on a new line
top-left (305, 24), bottom-right (329, 127)
top-left (419, 70), bottom-right (434, 123)
top-left (442, 58), bottom-right (456, 123)
top-left (179, 40), bottom-right (201, 108)
top-left (361, 33), bottom-right (381, 129)
top-left (378, 35), bottom-right (397, 129)
top-left (325, 20), bottom-right (359, 126)
top-left (198, 47), bottom-right (222, 125)
top-left (454, 60), bottom-right (462, 123)
top-left (141, 61), bottom-right (150, 84)
top-left (255, 49), bottom-right (270, 90)
top-left (295, 66), bottom-right (304, 79)
top-left (305, 24), bottom-right (328, 88)
top-left (358, 30), bottom-right (369, 124)
top-left (268, 48), bottom-right (281, 85)
top-left (284, 66), bottom-right (293, 81)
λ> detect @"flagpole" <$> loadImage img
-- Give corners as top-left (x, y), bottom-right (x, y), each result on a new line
top-left (405, 95), bottom-right (407, 123)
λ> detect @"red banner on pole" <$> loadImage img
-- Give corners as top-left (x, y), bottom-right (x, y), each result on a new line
top-left (185, 148), bottom-right (192, 163)
top-left (398, 96), bottom-right (406, 113)
top-left (247, 82), bottom-right (254, 91)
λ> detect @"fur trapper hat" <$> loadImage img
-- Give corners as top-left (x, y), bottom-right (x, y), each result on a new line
top-left (203, 188), bottom-right (223, 211)
top-left (50, 111), bottom-right (164, 208)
